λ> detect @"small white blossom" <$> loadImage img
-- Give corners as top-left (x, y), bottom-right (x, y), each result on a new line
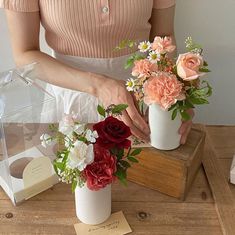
top-left (148, 51), bottom-right (161, 63)
top-left (40, 134), bottom-right (54, 148)
top-left (67, 141), bottom-right (94, 171)
top-left (74, 123), bottom-right (86, 135)
top-left (138, 41), bottom-right (151, 52)
top-left (85, 129), bottom-right (98, 143)
top-left (185, 36), bottom-right (193, 48)
top-left (126, 78), bottom-right (136, 92)
top-left (59, 114), bottom-right (75, 135)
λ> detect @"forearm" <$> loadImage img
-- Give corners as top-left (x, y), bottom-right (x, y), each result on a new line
top-left (15, 50), bottom-right (101, 96)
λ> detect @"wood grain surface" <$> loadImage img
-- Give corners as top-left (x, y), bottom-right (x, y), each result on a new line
top-left (199, 125), bottom-right (235, 235)
top-left (1, 125), bottom-right (235, 235)
top-left (127, 128), bottom-right (205, 200)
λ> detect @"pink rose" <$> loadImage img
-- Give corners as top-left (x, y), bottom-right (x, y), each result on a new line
top-left (84, 144), bottom-right (117, 191)
top-left (176, 52), bottom-right (205, 81)
top-left (144, 72), bottom-right (185, 110)
top-left (132, 59), bottom-right (158, 78)
top-left (152, 36), bottom-right (176, 54)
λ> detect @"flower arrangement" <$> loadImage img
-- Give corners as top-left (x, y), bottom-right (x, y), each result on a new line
top-left (118, 36), bottom-right (212, 120)
top-left (40, 104), bottom-right (141, 192)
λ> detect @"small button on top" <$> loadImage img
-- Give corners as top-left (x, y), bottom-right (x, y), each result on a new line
top-left (102, 6), bottom-right (109, 13)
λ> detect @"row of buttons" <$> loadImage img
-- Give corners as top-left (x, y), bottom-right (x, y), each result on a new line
top-left (102, 6), bottom-right (109, 13)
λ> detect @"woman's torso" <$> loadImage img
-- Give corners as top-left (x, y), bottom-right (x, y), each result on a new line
top-left (39, 0), bottom-right (154, 58)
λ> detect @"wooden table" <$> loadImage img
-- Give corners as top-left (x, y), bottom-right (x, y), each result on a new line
top-left (0, 125), bottom-right (235, 235)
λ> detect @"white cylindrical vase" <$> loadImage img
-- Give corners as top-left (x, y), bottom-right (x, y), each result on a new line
top-left (75, 183), bottom-right (111, 225)
top-left (149, 103), bottom-right (181, 150)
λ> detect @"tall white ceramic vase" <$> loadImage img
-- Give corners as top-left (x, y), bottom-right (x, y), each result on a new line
top-left (149, 103), bottom-right (181, 150)
top-left (75, 183), bottom-right (111, 225)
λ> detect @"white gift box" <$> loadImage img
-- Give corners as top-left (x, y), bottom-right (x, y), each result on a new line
top-left (230, 155), bottom-right (235, 185)
top-left (0, 64), bottom-right (59, 205)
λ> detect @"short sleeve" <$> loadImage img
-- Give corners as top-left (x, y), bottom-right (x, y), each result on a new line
top-left (153, 0), bottom-right (176, 9)
top-left (0, 0), bottom-right (39, 12)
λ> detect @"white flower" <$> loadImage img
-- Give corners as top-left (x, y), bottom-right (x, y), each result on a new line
top-left (74, 123), bottom-right (86, 135)
top-left (59, 114), bottom-right (75, 135)
top-left (40, 134), bottom-right (54, 148)
top-left (126, 78), bottom-right (136, 92)
top-left (67, 141), bottom-right (94, 171)
top-left (85, 129), bottom-right (98, 143)
top-left (138, 41), bottom-right (151, 52)
top-left (148, 51), bottom-right (161, 63)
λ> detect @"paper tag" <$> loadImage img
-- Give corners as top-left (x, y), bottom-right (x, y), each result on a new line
top-left (23, 156), bottom-right (53, 189)
top-left (74, 211), bottom-right (132, 235)
top-left (130, 136), bottom-right (151, 148)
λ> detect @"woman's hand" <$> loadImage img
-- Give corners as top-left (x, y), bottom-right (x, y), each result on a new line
top-left (179, 109), bottom-right (195, 144)
top-left (93, 74), bottom-right (150, 142)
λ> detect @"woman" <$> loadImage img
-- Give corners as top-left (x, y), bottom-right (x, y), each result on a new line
top-left (0, 0), bottom-right (193, 144)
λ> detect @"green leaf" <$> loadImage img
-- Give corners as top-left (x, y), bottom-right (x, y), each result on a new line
top-left (53, 161), bottom-right (59, 175)
top-left (180, 111), bottom-right (191, 121)
top-left (168, 102), bottom-right (178, 111)
top-left (125, 57), bottom-right (134, 69)
top-left (185, 100), bottom-right (195, 109)
top-left (114, 39), bottom-right (136, 51)
top-left (97, 105), bottom-right (106, 117)
top-left (115, 167), bottom-right (127, 186)
top-left (117, 149), bottom-right (124, 159)
top-left (199, 67), bottom-right (211, 73)
top-left (130, 148), bottom-right (142, 156)
top-left (127, 156), bottom-right (139, 163)
top-left (119, 160), bottom-right (131, 169)
top-left (54, 161), bottom-right (64, 171)
top-left (72, 180), bottom-right (77, 193)
top-left (203, 61), bottom-right (208, 66)
top-left (112, 104), bottom-right (128, 114)
top-left (189, 97), bottom-right (209, 105)
top-left (62, 151), bottom-right (69, 164)
top-left (78, 136), bottom-right (87, 142)
top-left (202, 80), bottom-right (213, 96)
top-left (171, 109), bottom-right (178, 120)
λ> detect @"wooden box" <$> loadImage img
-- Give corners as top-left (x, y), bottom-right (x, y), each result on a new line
top-left (127, 128), bottom-right (205, 200)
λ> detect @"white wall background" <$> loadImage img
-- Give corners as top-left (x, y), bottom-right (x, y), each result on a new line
top-left (0, 0), bottom-right (235, 124)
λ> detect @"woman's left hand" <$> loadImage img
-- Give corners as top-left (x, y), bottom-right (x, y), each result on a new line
top-left (179, 109), bottom-right (195, 145)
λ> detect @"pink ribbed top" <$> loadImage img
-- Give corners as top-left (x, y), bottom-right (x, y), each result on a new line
top-left (1, 0), bottom-right (176, 58)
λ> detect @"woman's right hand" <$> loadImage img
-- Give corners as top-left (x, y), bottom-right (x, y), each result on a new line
top-left (92, 73), bottom-right (150, 142)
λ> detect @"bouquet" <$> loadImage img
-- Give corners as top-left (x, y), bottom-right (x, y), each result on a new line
top-left (117, 36), bottom-right (212, 121)
top-left (40, 104), bottom-right (141, 192)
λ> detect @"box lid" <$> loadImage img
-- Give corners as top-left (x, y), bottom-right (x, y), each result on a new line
top-left (0, 63), bottom-right (55, 122)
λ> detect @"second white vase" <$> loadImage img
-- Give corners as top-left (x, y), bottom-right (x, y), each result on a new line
top-left (149, 103), bottom-right (181, 150)
top-left (75, 183), bottom-right (111, 225)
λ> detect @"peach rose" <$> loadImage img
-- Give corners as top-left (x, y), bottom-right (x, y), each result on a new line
top-left (176, 52), bottom-right (205, 81)
top-left (144, 72), bottom-right (185, 110)
top-left (132, 59), bottom-right (158, 78)
top-left (152, 36), bottom-right (176, 54)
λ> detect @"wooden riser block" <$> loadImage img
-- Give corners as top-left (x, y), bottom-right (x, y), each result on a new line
top-left (127, 128), bottom-right (205, 200)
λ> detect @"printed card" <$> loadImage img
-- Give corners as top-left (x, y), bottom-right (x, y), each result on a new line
top-left (74, 211), bottom-right (132, 235)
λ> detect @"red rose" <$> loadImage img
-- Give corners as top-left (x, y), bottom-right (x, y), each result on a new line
top-left (93, 116), bottom-right (131, 149)
top-left (84, 144), bottom-right (117, 191)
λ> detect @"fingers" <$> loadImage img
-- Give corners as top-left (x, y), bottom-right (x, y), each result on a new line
top-left (121, 111), bottom-right (150, 142)
top-left (179, 120), bottom-right (192, 135)
top-left (179, 109), bottom-right (194, 144)
top-left (180, 121), bottom-right (192, 144)
top-left (126, 98), bottom-right (150, 136)
top-left (144, 107), bottom-right (149, 124)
